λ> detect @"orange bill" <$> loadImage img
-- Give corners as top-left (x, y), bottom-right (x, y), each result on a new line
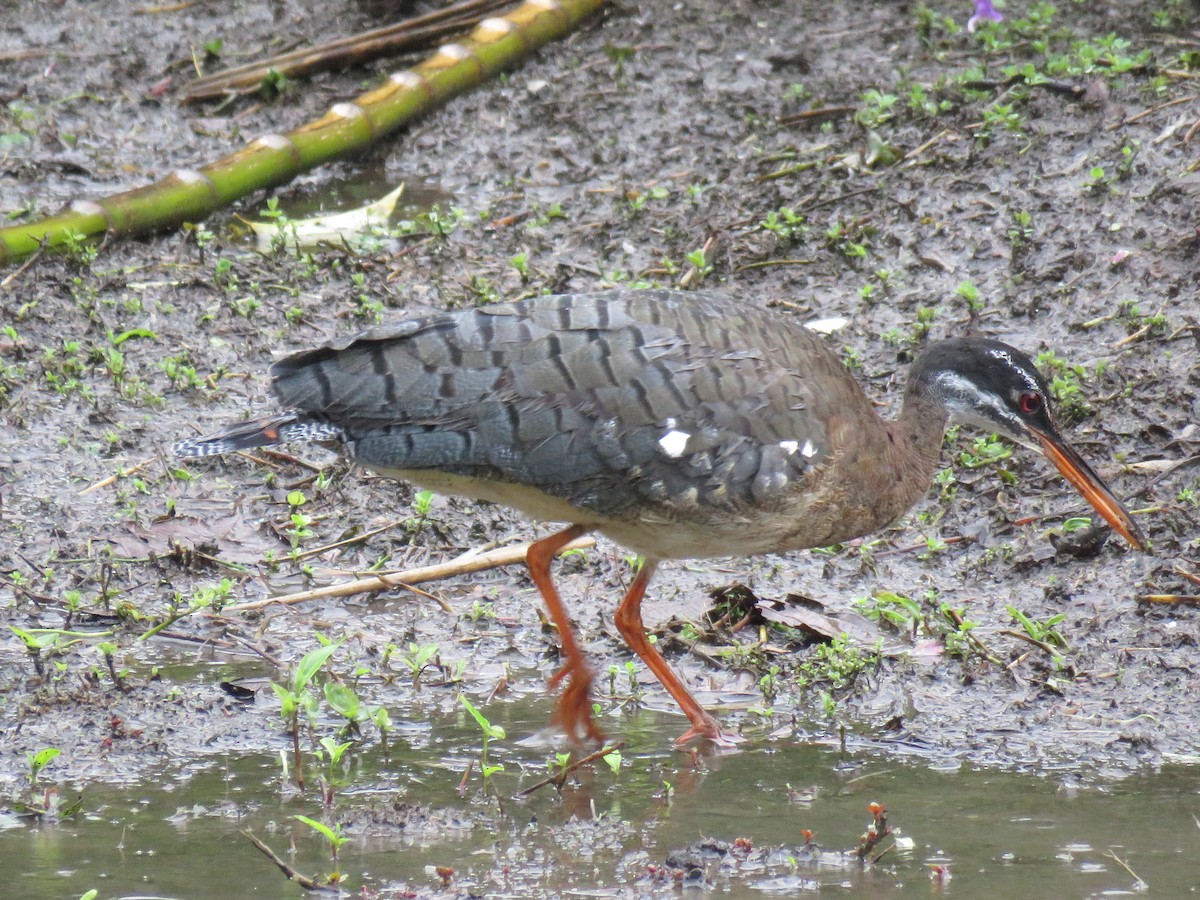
top-left (1034, 432), bottom-right (1147, 551)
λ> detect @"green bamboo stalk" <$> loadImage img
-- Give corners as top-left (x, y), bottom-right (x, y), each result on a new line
top-left (0, 0), bottom-right (606, 268)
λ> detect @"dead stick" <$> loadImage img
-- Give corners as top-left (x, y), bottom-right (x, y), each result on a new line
top-left (286, 518), bottom-right (407, 562)
top-left (222, 536), bottom-right (595, 612)
top-left (998, 629), bottom-right (1064, 656)
top-left (514, 742), bottom-right (625, 798)
top-left (1104, 849), bottom-right (1147, 887)
top-left (240, 830), bottom-right (326, 891)
top-left (184, 0), bottom-right (511, 100)
top-left (77, 457), bottom-right (156, 496)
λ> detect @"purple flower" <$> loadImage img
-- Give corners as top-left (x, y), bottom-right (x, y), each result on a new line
top-left (968, 0), bottom-right (1004, 32)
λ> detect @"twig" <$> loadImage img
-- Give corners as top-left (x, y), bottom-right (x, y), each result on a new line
top-left (184, 0), bottom-right (513, 101)
top-left (1175, 566), bottom-right (1200, 587)
top-left (777, 105), bottom-right (857, 127)
top-left (734, 258), bottom-right (818, 271)
top-left (901, 129), bottom-right (956, 165)
top-left (286, 518), bottom-right (407, 562)
top-left (873, 535), bottom-right (966, 559)
top-left (221, 535), bottom-right (595, 613)
top-left (1104, 849), bottom-right (1147, 890)
top-left (962, 77), bottom-right (1087, 99)
top-left (77, 457), bottom-right (156, 495)
top-left (802, 185), bottom-right (879, 212)
top-left (1137, 594), bottom-right (1200, 605)
top-left (0, 243), bottom-right (44, 289)
top-left (240, 830), bottom-right (329, 891)
top-left (998, 629), bottom-right (1061, 656)
top-left (1115, 93), bottom-right (1200, 128)
top-left (513, 742), bottom-right (625, 798)
top-left (1126, 453), bottom-right (1199, 501)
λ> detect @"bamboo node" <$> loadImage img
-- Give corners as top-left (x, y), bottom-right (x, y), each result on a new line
top-left (253, 134), bottom-right (293, 151)
top-left (435, 43), bottom-right (472, 62)
top-left (390, 71), bottom-right (424, 89)
top-left (331, 102), bottom-right (367, 121)
top-left (69, 200), bottom-right (108, 218)
top-left (171, 169), bottom-right (212, 186)
top-left (477, 17), bottom-right (517, 39)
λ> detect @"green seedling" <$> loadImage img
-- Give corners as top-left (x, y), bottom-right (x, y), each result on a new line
top-left (1008, 210), bottom-right (1034, 246)
top-left (979, 102), bottom-right (1025, 142)
top-left (313, 736), bottom-right (355, 807)
top-left (1006, 607), bottom-right (1069, 650)
top-left (547, 751), bottom-right (572, 787)
top-left (939, 603), bottom-right (995, 661)
top-left (142, 578), bottom-right (235, 640)
top-left (796, 634), bottom-right (877, 691)
top-left (468, 273), bottom-right (501, 306)
top-left (1034, 350), bottom-right (1092, 418)
top-left (758, 665), bottom-right (782, 704)
top-left (272, 641), bottom-right (340, 790)
top-left (825, 221), bottom-right (870, 260)
top-left (401, 642), bottom-right (439, 686)
top-left (294, 814), bottom-right (348, 883)
top-left (96, 641), bottom-right (126, 690)
top-left (323, 680), bottom-right (365, 735)
top-left (26, 747), bottom-right (60, 795)
top-left (286, 489), bottom-right (315, 554)
top-left (683, 247), bottom-right (713, 286)
top-left (351, 271), bottom-right (382, 322)
top-left (760, 207), bottom-right (806, 241)
top-left (16, 747), bottom-right (81, 820)
top-left (627, 185), bottom-right (669, 213)
top-left (955, 279), bottom-right (984, 313)
top-left (9, 626), bottom-right (104, 677)
top-left (510, 252), bottom-right (530, 280)
top-left (460, 695), bottom-right (505, 786)
top-left (1083, 165), bottom-right (1110, 193)
top-left (855, 590), bottom-right (924, 635)
top-left (370, 706), bottom-right (393, 756)
top-left (958, 433), bottom-right (1013, 469)
top-left (855, 88), bottom-right (898, 128)
top-left (406, 489), bottom-right (435, 532)
top-left (602, 748), bottom-right (623, 775)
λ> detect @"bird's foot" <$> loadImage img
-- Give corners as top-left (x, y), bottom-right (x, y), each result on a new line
top-left (549, 661), bottom-right (605, 745)
top-left (674, 715), bottom-right (745, 749)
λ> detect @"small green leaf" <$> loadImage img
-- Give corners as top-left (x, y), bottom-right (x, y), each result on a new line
top-left (324, 681), bottom-right (361, 721)
top-left (294, 643), bottom-right (339, 691)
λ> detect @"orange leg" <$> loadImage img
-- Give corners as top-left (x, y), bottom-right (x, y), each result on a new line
top-left (526, 524), bottom-right (604, 744)
top-left (613, 560), bottom-right (735, 745)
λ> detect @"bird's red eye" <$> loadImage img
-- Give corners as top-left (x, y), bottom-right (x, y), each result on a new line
top-left (1018, 392), bottom-right (1042, 415)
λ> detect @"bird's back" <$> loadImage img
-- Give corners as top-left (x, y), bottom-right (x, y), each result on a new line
top-left (196, 290), bottom-right (907, 559)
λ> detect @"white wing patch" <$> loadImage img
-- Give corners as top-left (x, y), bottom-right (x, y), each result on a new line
top-left (658, 429), bottom-right (691, 458)
top-left (780, 439), bottom-right (819, 459)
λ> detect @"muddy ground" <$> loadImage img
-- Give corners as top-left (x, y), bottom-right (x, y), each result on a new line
top-left (1, 0), bottom-right (1198, 818)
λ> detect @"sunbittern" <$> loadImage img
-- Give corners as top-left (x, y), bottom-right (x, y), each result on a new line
top-left (175, 289), bottom-right (1146, 744)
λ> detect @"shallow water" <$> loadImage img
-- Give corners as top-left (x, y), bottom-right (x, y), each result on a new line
top-left (4, 695), bottom-right (1196, 898)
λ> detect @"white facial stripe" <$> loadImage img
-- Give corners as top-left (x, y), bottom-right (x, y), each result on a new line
top-left (935, 370), bottom-right (1016, 429)
top-left (779, 440), bottom-right (799, 454)
top-left (987, 347), bottom-right (1039, 392)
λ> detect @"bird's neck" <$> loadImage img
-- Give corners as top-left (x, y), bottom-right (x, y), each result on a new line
top-left (888, 388), bottom-right (952, 510)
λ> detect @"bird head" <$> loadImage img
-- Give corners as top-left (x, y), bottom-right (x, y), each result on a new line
top-left (912, 337), bottom-right (1146, 551)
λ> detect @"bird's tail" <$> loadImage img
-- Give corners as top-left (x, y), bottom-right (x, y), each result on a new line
top-left (172, 414), bottom-right (345, 458)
